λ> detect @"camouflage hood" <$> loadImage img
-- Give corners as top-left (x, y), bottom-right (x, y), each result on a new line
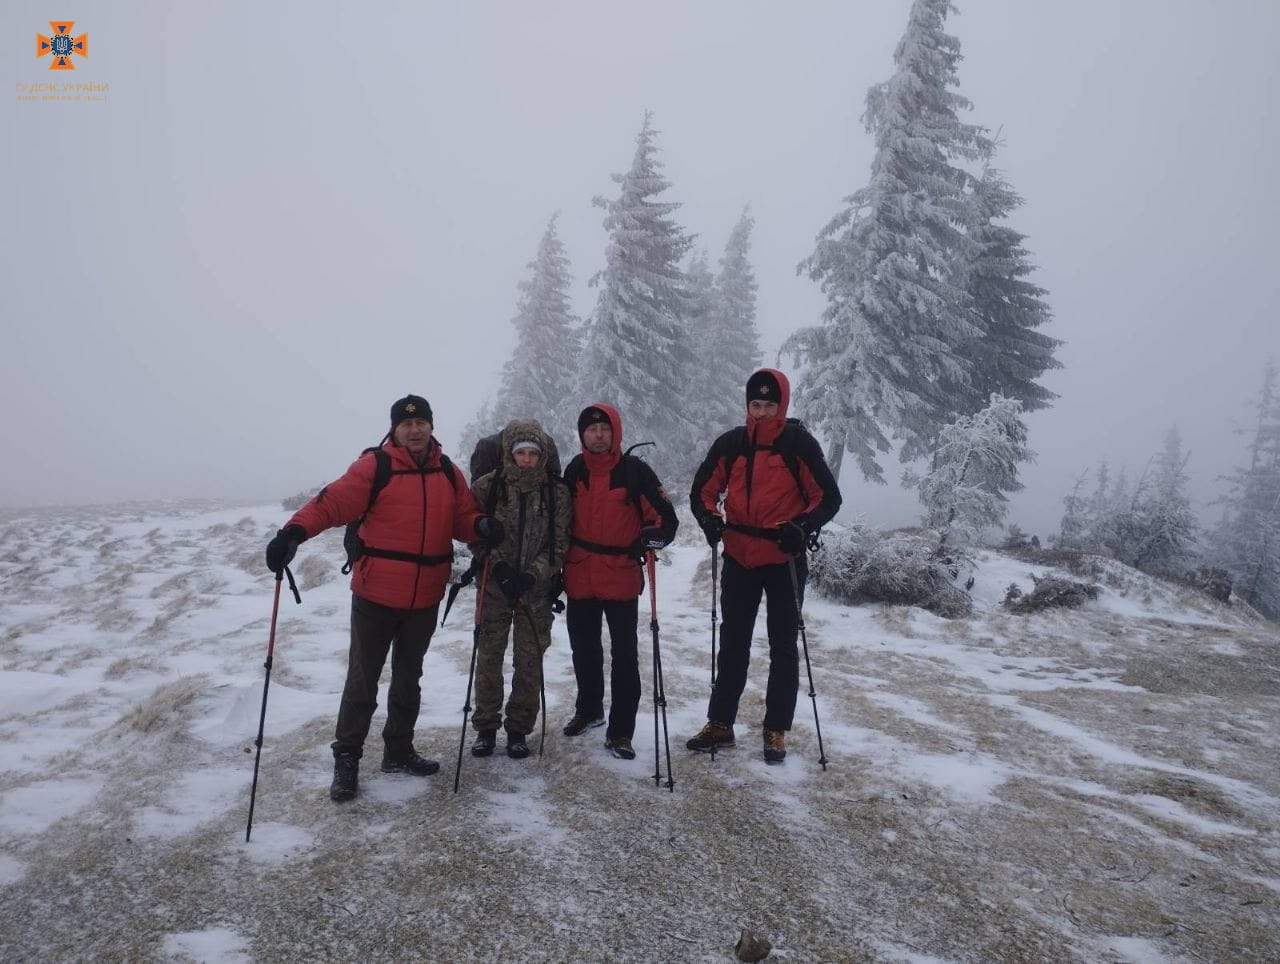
top-left (500, 418), bottom-right (554, 493)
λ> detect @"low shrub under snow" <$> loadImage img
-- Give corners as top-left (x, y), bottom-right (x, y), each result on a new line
top-left (809, 525), bottom-right (972, 618)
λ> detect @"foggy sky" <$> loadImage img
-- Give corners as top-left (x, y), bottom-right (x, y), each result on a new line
top-left (4, 0), bottom-right (1278, 537)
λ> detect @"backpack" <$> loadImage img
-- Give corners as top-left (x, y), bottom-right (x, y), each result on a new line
top-left (341, 446), bottom-right (458, 574)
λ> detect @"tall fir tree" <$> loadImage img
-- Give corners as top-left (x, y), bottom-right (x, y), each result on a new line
top-left (961, 158), bottom-right (1060, 413)
top-left (785, 0), bottom-right (990, 483)
top-left (493, 213), bottom-right (581, 448)
top-left (1211, 362), bottom-right (1280, 617)
top-left (706, 207), bottom-right (762, 430)
top-left (579, 112), bottom-right (696, 484)
top-left (684, 246), bottom-right (718, 404)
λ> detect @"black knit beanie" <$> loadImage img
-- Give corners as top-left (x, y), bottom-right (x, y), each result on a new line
top-left (390, 394), bottom-right (433, 428)
top-left (745, 371), bottom-right (781, 405)
top-left (578, 405), bottom-right (610, 439)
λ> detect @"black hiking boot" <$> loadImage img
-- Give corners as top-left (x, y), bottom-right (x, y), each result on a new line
top-left (330, 752), bottom-right (359, 802)
top-left (471, 729), bottom-right (497, 757)
top-left (506, 732), bottom-right (531, 759)
top-left (380, 747), bottom-right (441, 776)
top-left (605, 736), bottom-right (636, 760)
top-left (763, 728), bottom-right (787, 764)
top-left (686, 721), bottom-right (735, 752)
top-left (563, 714), bottom-right (605, 737)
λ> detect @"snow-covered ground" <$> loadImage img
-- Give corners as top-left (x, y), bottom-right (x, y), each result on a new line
top-left (1, 501), bottom-right (1277, 962)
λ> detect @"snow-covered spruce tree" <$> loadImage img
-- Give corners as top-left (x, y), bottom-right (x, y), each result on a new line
top-left (785, 0), bottom-right (990, 483)
top-left (1127, 427), bottom-right (1197, 573)
top-left (1079, 460), bottom-right (1117, 554)
top-left (1211, 362), bottom-right (1280, 616)
top-left (706, 208), bottom-right (762, 429)
top-left (1056, 469), bottom-right (1090, 550)
top-left (904, 393), bottom-right (1031, 552)
top-left (683, 248), bottom-right (719, 420)
top-left (579, 112), bottom-right (696, 485)
top-left (959, 158), bottom-right (1060, 416)
top-left (457, 395), bottom-right (496, 467)
top-left (492, 213), bottom-right (581, 448)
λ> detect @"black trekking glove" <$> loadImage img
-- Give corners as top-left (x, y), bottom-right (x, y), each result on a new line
top-left (630, 526), bottom-right (668, 562)
top-left (775, 517), bottom-right (809, 556)
top-left (549, 572), bottom-right (565, 614)
top-left (492, 561), bottom-right (534, 602)
top-left (265, 524), bottom-right (306, 574)
top-left (475, 516), bottom-right (506, 548)
top-left (699, 515), bottom-right (725, 548)
top-left (637, 526), bottom-right (668, 551)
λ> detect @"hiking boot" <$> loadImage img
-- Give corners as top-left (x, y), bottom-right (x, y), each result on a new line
top-left (563, 714), bottom-right (605, 737)
top-left (506, 733), bottom-right (531, 759)
top-left (330, 752), bottom-right (359, 802)
top-left (605, 736), bottom-right (636, 760)
top-left (686, 721), bottom-right (735, 752)
top-left (380, 747), bottom-right (441, 776)
top-left (763, 728), bottom-right (787, 764)
top-left (471, 729), bottom-right (497, 758)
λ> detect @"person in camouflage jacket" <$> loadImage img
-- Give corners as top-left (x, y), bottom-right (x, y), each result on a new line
top-left (468, 419), bottom-right (571, 759)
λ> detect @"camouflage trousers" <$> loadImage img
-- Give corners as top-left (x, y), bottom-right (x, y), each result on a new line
top-left (472, 588), bottom-right (553, 736)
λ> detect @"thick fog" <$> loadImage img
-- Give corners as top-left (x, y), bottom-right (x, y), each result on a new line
top-left (4, 1), bottom-right (1278, 538)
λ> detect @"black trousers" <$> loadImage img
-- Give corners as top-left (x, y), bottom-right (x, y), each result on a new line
top-left (566, 596), bottom-right (640, 740)
top-left (708, 554), bottom-right (806, 731)
top-left (332, 594), bottom-right (439, 759)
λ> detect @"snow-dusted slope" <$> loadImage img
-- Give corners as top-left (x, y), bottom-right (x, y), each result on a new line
top-left (1, 502), bottom-right (1277, 962)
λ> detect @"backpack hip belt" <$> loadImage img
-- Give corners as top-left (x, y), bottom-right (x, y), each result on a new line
top-left (357, 546), bottom-right (455, 568)
top-left (725, 522), bottom-right (779, 542)
top-left (570, 535), bottom-right (634, 557)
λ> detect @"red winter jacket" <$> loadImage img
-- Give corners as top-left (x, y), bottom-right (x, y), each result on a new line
top-left (287, 438), bottom-right (482, 610)
top-left (562, 404), bottom-right (678, 601)
top-left (690, 368), bottom-right (842, 569)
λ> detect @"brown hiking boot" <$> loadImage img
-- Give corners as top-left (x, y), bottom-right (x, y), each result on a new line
top-left (605, 736), bottom-right (636, 760)
top-left (763, 728), bottom-right (786, 763)
top-left (686, 721), bottom-right (735, 752)
top-left (563, 714), bottom-right (605, 737)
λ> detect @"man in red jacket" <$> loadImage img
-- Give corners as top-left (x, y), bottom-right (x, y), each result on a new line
top-left (265, 395), bottom-right (504, 802)
top-left (560, 404), bottom-right (678, 760)
top-left (685, 369), bottom-right (842, 763)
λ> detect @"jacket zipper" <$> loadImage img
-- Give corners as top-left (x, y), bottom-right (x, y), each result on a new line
top-left (409, 468), bottom-right (428, 610)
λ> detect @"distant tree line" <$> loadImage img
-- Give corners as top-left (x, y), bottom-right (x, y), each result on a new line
top-left (1052, 363), bottom-right (1280, 619)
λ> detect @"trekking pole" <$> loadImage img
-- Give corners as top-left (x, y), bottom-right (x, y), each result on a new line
top-left (787, 556), bottom-right (828, 770)
top-left (709, 545), bottom-right (719, 691)
top-left (246, 564), bottom-right (300, 842)
top-left (708, 544), bottom-right (722, 762)
top-left (453, 556), bottom-right (492, 793)
top-left (539, 674), bottom-right (547, 759)
top-left (647, 551), bottom-right (675, 792)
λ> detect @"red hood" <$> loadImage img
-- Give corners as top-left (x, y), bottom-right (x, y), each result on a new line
top-left (581, 402), bottom-right (623, 472)
top-left (746, 367), bottom-right (790, 447)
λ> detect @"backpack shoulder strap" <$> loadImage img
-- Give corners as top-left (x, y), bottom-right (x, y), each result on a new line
top-left (562, 454), bottom-right (585, 492)
top-left (483, 471), bottom-right (505, 516)
top-left (620, 454), bottom-right (643, 510)
top-left (439, 453), bottom-right (457, 489)
top-left (364, 447), bottom-right (392, 516)
top-left (776, 419), bottom-right (806, 496)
